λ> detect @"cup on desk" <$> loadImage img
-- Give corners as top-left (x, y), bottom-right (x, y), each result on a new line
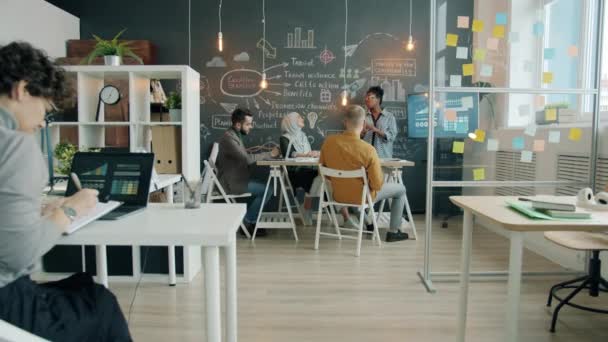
top-left (183, 180), bottom-right (202, 209)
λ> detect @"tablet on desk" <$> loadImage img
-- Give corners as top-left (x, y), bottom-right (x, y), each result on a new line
top-left (64, 200), bottom-right (123, 234)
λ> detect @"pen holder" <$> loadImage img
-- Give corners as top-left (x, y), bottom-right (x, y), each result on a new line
top-left (184, 181), bottom-right (202, 209)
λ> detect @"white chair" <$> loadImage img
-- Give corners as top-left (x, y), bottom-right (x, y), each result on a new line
top-left (314, 166), bottom-right (381, 257)
top-left (0, 320), bottom-right (49, 342)
top-left (203, 159), bottom-right (252, 238)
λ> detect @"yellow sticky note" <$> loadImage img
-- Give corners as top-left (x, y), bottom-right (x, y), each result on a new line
top-left (473, 48), bottom-right (486, 61)
top-left (543, 72), bottom-right (554, 84)
top-left (462, 63), bottom-right (474, 76)
top-left (492, 25), bottom-right (505, 38)
top-left (472, 19), bottom-right (484, 32)
top-left (545, 108), bottom-right (557, 121)
top-left (473, 129), bottom-right (486, 142)
top-left (473, 168), bottom-right (486, 181)
top-left (453, 141), bottom-right (465, 154)
top-left (446, 34), bottom-right (458, 47)
top-left (568, 128), bottom-right (582, 141)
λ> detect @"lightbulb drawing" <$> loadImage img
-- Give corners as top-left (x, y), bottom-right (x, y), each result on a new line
top-left (307, 112), bottom-right (318, 129)
top-left (218, 32), bottom-right (223, 52)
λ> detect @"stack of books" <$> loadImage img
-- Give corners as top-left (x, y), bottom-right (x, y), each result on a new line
top-left (524, 198), bottom-right (591, 219)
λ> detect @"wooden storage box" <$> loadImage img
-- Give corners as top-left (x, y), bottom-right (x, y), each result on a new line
top-left (151, 126), bottom-right (181, 174)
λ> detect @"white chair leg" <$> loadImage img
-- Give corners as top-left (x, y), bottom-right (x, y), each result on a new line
top-left (404, 192), bottom-right (417, 240)
top-left (314, 204), bottom-right (324, 250)
top-left (355, 206), bottom-right (366, 257)
top-left (369, 204), bottom-right (382, 247)
top-left (327, 204), bottom-right (342, 239)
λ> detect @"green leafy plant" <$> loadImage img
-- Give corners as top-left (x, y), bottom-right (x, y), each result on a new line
top-left (545, 102), bottom-right (570, 109)
top-left (165, 91), bottom-right (182, 110)
top-left (82, 29), bottom-right (143, 64)
top-left (53, 142), bottom-right (78, 175)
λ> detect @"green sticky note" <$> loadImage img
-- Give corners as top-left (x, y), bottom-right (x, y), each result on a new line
top-left (473, 168), bottom-right (485, 181)
top-left (453, 141), bottom-right (465, 154)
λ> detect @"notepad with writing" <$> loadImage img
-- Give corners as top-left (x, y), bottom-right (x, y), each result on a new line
top-left (64, 201), bottom-right (122, 235)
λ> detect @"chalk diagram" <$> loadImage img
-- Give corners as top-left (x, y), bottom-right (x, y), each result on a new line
top-left (318, 46), bottom-right (335, 65)
top-left (343, 32), bottom-right (400, 57)
top-left (219, 62), bottom-right (289, 108)
top-left (285, 27), bottom-right (316, 49)
top-left (257, 39), bottom-right (276, 59)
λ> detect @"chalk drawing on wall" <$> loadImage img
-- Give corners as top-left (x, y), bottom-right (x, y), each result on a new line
top-left (286, 27), bottom-right (316, 49)
top-left (220, 103), bottom-right (239, 113)
top-left (343, 33), bottom-right (400, 57)
top-left (307, 112), bottom-right (319, 128)
top-left (206, 56), bottom-right (227, 67)
top-left (319, 47), bottom-right (335, 65)
top-left (220, 68), bottom-right (285, 100)
top-left (257, 38), bottom-right (277, 59)
top-left (233, 52), bottom-right (250, 62)
top-left (320, 89), bottom-right (332, 103)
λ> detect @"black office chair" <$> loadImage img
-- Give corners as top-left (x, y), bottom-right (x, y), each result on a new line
top-left (544, 231), bottom-right (608, 332)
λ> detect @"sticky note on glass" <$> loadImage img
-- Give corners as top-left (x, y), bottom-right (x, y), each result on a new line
top-left (472, 129), bottom-right (486, 142)
top-left (524, 124), bottom-right (537, 137)
top-left (473, 168), bottom-right (486, 181)
top-left (453, 141), bottom-right (465, 154)
top-left (472, 19), bottom-right (484, 32)
top-left (480, 64), bottom-right (493, 77)
top-left (512, 136), bottom-right (525, 150)
top-left (543, 72), bottom-right (554, 84)
top-left (461, 96), bottom-right (474, 109)
top-left (493, 25), bottom-right (505, 38)
top-left (548, 130), bottom-right (560, 143)
top-left (568, 45), bottom-right (579, 57)
top-left (445, 109), bottom-right (457, 122)
top-left (450, 75), bottom-right (462, 87)
top-left (545, 108), bottom-right (557, 121)
top-left (496, 13), bottom-right (507, 25)
top-left (509, 31), bottom-right (520, 43)
top-left (473, 48), bottom-right (487, 61)
top-left (462, 64), bottom-right (474, 76)
top-left (487, 139), bottom-right (499, 151)
top-left (446, 34), bottom-right (458, 47)
top-left (456, 47), bottom-right (468, 59)
top-left (533, 22), bottom-right (544, 36)
top-left (487, 38), bottom-right (499, 51)
top-left (457, 16), bottom-right (470, 28)
top-left (535, 95), bottom-right (546, 109)
top-left (519, 104), bottom-right (530, 117)
top-left (569, 128), bottom-right (582, 141)
top-left (521, 150), bottom-right (533, 163)
top-left (533, 139), bottom-right (545, 152)
top-left (544, 48), bottom-right (555, 60)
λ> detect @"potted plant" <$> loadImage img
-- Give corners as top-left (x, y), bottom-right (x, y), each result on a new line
top-left (166, 91), bottom-right (182, 121)
top-left (82, 29), bottom-right (143, 66)
top-left (53, 142), bottom-right (78, 175)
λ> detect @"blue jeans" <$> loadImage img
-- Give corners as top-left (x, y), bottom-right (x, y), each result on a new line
top-left (244, 181), bottom-right (270, 224)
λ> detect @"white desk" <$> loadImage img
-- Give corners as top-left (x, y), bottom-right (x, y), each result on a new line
top-left (450, 196), bottom-right (608, 342)
top-left (255, 158), bottom-right (416, 237)
top-left (60, 203), bottom-right (245, 342)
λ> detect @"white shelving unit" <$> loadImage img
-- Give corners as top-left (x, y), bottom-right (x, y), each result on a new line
top-left (47, 65), bottom-right (202, 283)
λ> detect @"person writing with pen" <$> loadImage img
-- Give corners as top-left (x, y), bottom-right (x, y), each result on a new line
top-left (0, 42), bottom-right (131, 341)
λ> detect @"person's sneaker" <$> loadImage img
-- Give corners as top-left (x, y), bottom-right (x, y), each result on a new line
top-left (366, 224), bottom-right (375, 233)
top-left (386, 231), bottom-right (409, 242)
top-left (344, 216), bottom-right (360, 230)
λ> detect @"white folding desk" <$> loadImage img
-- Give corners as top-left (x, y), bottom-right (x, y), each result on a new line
top-left (60, 203), bottom-right (245, 342)
top-left (255, 158), bottom-right (416, 238)
top-left (450, 196), bottom-right (608, 342)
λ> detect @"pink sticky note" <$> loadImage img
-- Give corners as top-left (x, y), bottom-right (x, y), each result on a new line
top-left (535, 95), bottom-right (545, 109)
top-left (457, 16), bottom-right (470, 29)
top-left (568, 45), bottom-right (578, 57)
top-left (533, 139), bottom-right (545, 152)
top-left (487, 38), bottom-right (499, 51)
top-left (445, 109), bottom-right (457, 122)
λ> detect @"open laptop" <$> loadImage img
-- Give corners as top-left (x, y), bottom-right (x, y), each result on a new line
top-left (66, 152), bottom-right (155, 220)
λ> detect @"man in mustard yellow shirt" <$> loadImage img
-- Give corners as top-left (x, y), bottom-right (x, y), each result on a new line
top-left (319, 105), bottom-right (409, 242)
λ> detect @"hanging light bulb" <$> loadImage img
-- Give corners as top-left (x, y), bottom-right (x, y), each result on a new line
top-left (341, 91), bottom-right (348, 106)
top-left (260, 72), bottom-right (268, 89)
top-left (218, 0), bottom-right (223, 52)
top-left (406, 35), bottom-right (415, 51)
top-left (218, 32), bottom-right (223, 52)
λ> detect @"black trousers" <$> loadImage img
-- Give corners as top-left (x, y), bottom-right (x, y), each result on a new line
top-left (0, 273), bottom-right (131, 342)
top-left (288, 167), bottom-right (317, 193)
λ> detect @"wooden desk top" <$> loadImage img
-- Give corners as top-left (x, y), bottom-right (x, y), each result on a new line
top-left (450, 196), bottom-right (608, 232)
top-left (257, 158), bottom-right (415, 168)
top-left (60, 203), bottom-right (246, 246)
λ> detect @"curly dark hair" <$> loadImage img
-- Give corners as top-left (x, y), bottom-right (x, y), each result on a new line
top-left (0, 42), bottom-right (67, 104)
top-left (366, 86), bottom-right (384, 105)
top-left (231, 107), bottom-right (253, 125)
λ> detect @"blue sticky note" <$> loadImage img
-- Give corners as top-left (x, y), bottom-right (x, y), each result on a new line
top-left (456, 122), bottom-right (468, 134)
top-left (533, 22), bottom-right (544, 36)
top-left (544, 48), bottom-right (555, 60)
top-left (512, 136), bottom-right (525, 150)
top-left (496, 13), bottom-right (507, 25)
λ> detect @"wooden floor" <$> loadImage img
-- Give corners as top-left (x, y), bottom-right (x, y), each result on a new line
top-left (110, 216), bottom-right (608, 342)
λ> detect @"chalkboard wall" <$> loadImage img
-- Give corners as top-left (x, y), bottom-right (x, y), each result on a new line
top-left (48, 0), bottom-right (474, 213)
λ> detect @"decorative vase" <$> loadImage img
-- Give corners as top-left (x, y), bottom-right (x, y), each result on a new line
top-left (169, 109), bottom-right (182, 122)
top-left (104, 55), bottom-right (122, 66)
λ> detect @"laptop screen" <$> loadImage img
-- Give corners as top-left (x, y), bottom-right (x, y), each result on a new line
top-left (66, 152), bottom-right (155, 206)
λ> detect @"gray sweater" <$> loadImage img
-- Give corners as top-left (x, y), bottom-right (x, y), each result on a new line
top-left (0, 107), bottom-right (61, 287)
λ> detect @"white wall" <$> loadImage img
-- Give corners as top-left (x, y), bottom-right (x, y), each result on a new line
top-left (0, 0), bottom-right (79, 58)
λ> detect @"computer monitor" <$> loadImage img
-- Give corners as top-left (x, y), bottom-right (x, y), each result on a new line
top-left (407, 92), bottom-right (479, 138)
top-left (66, 152), bottom-right (154, 205)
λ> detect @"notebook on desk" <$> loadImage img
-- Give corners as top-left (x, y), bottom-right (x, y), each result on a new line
top-left (63, 200), bottom-right (123, 235)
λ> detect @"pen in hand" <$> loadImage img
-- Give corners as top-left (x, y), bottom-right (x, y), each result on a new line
top-left (70, 172), bottom-right (82, 191)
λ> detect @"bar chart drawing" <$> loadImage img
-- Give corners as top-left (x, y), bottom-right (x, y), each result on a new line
top-left (377, 78), bottom-right (406, 102)
top-left (286, 27), bottom-right (316, 49)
